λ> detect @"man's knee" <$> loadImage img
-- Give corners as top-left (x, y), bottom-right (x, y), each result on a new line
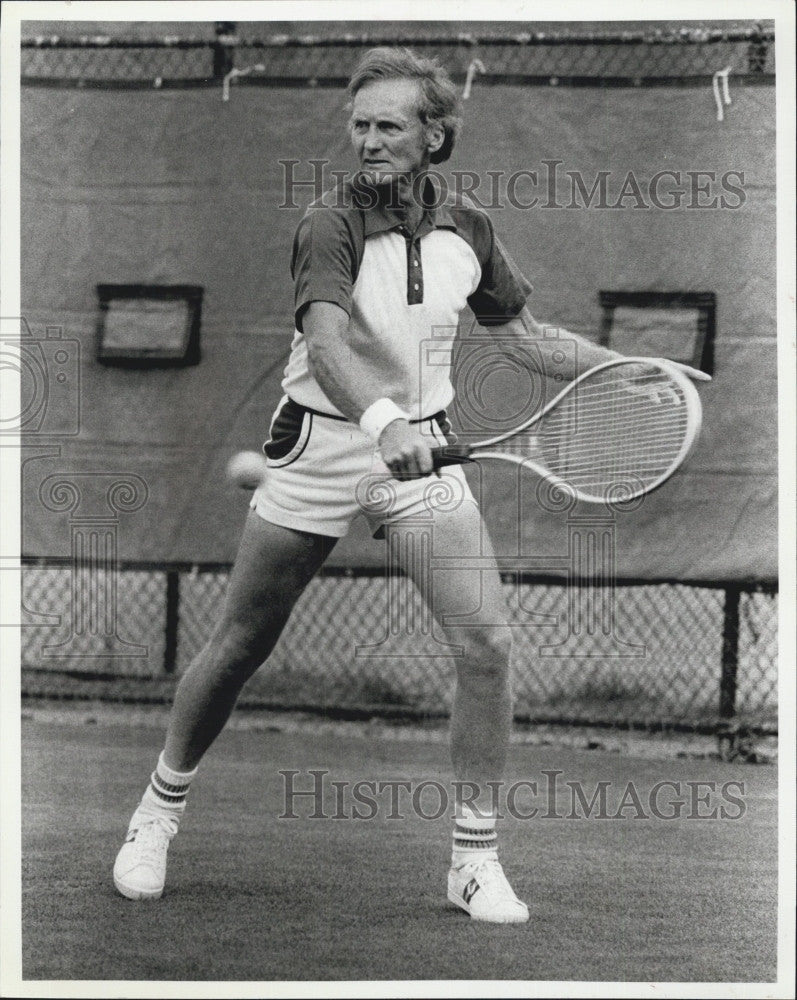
top-left (210, 611), bottom-right (279, 675)
top-left (454, 625), bottom-right (512, 681)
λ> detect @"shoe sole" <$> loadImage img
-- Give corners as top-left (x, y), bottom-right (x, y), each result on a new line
top-left (114, 875), bottom-right (164, 901)
top-left (447, 888), bottom-right (529, 923)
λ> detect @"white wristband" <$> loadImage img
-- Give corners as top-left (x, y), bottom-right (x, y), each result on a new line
top-left (359, 398), bottom-right (410, 442)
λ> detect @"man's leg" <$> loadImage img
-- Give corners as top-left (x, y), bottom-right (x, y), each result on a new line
top-left (387, 500), bottom-right (512, 801)
top-left (114, 511), bottom-right (336, 900)
top-left (386, 498), bottom-right (527, 923)
top-left (164, 512), bottom-right (337, 770)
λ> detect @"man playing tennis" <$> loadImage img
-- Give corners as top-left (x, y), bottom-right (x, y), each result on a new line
top-left (114, 47), bottom-right (707, 921)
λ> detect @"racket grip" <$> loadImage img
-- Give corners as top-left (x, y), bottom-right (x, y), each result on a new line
top-left (431, 444), bottom-right (475, 470)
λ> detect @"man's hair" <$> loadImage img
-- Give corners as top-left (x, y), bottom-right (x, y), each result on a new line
top-left (347, 47), bottom-right (462, 164)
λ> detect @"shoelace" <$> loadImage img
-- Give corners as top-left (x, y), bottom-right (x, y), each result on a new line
top-left (130, 816), bottom-right (177, 863)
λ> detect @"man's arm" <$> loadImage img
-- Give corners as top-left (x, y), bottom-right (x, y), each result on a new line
top-left (303, 300), bottom-right (607, 409)
top-left (492, 306), bottom-right (709, 382)
top-left (302, 301), bottom-right (377, 422)
top-left (509, 306), bottom-right (622, 377)
top-left (303, 301), bottom-right (434, 478)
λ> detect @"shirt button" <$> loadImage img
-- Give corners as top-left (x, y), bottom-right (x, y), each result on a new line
top-left (413, 260), bottom-right (419, 266)
top-left (414, 283), bottom-right (420, 290)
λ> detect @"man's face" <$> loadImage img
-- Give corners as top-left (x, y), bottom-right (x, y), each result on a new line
top-left (349, 78), bottom-right (441, 185)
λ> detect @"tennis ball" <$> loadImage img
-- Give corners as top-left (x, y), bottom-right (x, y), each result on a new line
top-left (226, 450), bottom-right (268, 490)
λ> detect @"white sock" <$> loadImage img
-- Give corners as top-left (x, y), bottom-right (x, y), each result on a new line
top-left (451, 803), bottom-right (498, 867)
top-left (137, 751), bottom-right (197, 822)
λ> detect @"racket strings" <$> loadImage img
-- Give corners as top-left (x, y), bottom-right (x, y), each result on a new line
top-left (539, 413), bottom-right (688, 442)
top-left (493, 368), bottom-right (691, 497)
top-left (544, 373), bottom-right (679, 404)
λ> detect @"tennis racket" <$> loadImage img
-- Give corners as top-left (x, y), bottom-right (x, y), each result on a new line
top-left (431, 357), bottom-right (703, 504)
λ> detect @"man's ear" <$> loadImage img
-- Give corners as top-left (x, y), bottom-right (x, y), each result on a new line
top-left (426, 122), bottom-right (445, 154)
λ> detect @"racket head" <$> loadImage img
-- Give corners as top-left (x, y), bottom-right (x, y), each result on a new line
top-left (468, 357), bottom-right (703, 504)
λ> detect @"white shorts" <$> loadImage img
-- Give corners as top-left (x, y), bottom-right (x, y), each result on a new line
top-left (250, 396), bottom-right (475, 538)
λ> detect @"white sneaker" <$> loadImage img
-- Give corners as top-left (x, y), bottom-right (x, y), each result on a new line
top-left (113, 807), bottom-right (179, 900)
top-left (448, 858), bottom-right (529, 923)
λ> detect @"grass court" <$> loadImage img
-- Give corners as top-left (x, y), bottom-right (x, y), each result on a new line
top-left (22, 712), bottom-right (777, 983)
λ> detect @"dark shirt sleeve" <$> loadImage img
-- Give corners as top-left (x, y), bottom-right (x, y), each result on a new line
top-left (291, 208), bottom-right (359, 332)
top-left (466, 213), bottom-right (533, 327)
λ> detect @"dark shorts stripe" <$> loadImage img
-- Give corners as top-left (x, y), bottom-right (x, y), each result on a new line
top-left (264, 397), bottom-right (452, 458)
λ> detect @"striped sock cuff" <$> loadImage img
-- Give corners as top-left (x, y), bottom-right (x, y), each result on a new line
top-left (453, 826), bottom-right (499, 852)
top-left (156, 752), bottom-right (198, 787)
top-left (453, 806), bottom-right (498, 853)
top-left (149, 752), bottom-right (197, 804)
top-left (453, 805), bottom-right (498, 860)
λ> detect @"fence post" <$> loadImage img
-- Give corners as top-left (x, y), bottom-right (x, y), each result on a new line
top-left (163, 569), bottom-right (180, 673)
top-left (719, 584), bottom-right (742, 721)
top-left (212, 22), bottom-right (237, 81)
top-left (747, 27), bottom-right (769, 73)
top-left (716, 583), bottom-right (745, 761)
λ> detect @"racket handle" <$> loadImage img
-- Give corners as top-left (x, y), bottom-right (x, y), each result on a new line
top-left (431, 444), bottom-right (475, 470)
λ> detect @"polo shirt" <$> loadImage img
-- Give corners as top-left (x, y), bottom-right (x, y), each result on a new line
top-left (281, 173), bottom-right (532, 420)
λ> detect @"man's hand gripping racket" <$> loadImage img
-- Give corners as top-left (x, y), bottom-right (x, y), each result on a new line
top-left (432, 357), bottom-right (709, 504)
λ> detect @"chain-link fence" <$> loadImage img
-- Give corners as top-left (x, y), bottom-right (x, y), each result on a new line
top-left (21, 561), bottom-right (777, 746)
top-left (21, 24), bottom-right (775, 89)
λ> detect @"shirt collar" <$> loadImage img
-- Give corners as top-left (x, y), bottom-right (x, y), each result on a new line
top-left (352, 173), bottom-right (457, 238)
